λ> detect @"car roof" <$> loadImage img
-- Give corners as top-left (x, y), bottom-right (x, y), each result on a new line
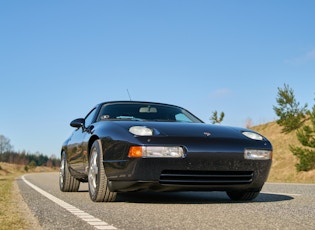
top-left (98, 100), bottom-right (185, 109)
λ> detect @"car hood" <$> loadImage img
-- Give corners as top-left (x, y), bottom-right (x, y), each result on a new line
top-left (102, 121), bottom-right (272, 152)
top-left (112, 121), bottom-right (265, 140)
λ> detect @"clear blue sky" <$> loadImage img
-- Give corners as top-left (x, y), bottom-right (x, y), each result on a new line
top-left (1, 1), bottom-right (315, 157)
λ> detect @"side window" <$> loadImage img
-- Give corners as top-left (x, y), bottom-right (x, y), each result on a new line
top-left (85, 108), bottom-right (97, 127)
top-left (175, 113), bottom-right (192, 122)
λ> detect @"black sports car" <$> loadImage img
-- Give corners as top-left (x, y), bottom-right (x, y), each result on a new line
top-left (59, 101), bottom-right (272, 202)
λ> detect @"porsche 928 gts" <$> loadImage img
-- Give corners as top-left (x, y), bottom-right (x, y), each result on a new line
top-left (59, 101), bottom-right (272, 202)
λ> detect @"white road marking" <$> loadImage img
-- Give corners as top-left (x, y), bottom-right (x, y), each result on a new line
top-left (21, 175), bottom-right (118, 230)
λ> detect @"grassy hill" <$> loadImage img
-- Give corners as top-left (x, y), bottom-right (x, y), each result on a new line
top-left (252, 120), bottom-right (315, 183)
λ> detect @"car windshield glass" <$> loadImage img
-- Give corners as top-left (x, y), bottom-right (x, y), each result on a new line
top-left (97, 103), bottom-right (203, 123)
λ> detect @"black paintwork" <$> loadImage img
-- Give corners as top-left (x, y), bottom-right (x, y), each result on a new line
top-left (62, 101), bottom-right (272, 192)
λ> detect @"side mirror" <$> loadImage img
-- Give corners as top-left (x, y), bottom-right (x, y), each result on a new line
top-left (70, 118), bottom-right (85, 128)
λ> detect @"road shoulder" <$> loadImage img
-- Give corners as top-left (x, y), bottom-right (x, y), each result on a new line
top-left (13, 177), bottom-right (42, 230)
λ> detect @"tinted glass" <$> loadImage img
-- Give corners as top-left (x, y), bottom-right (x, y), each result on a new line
top-left (85, 108), bottom-right (97, 126)
top-left (97, 103), bottom-right (203, 123)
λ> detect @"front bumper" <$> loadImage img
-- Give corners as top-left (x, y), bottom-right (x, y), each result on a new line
top-left (104, 151), bottom-right (272, 192)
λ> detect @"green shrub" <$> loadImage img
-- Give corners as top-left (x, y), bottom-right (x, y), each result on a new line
top-left (290, 146), bottom-right (315, 171)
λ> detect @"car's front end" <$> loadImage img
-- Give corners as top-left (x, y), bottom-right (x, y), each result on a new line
top-left (101, 122), bottom-right (272, 194)
top-left (61, 100), bottom-right (273, 202)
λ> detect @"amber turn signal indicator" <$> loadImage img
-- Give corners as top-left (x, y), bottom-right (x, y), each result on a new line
top-left (128, 146), bottom-right (143, 158)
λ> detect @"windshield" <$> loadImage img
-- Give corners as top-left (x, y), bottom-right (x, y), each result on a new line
top-left (97, 102), bottom-right (203, 123)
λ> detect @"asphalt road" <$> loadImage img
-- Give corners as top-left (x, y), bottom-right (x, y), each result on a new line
top-left (17, 172), bottom-right (315, 230)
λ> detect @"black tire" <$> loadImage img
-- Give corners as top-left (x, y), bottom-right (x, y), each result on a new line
top-left (88, 140), bottom-right (117, 202)
top-left (226, 189), bottom-right (261, 201)
top-left (59, 151), bottom-right (80, 192)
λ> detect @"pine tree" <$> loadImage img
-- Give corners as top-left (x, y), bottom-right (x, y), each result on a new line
top-left (273, 83), bottom-right (307, 133)
top-left (210, 111), bottom-right (225, 124)
top-left (290, 102), bottom-right (315, 171)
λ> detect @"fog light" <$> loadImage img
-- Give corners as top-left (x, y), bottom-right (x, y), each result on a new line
top-left (244, 149), bottom-right (272, 160)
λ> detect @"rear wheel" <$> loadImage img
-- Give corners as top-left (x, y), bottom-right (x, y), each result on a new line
top-left (59, 151), bottom-right (80, 192)
top-left (226, 189), bottom-right (261, 201)
top-left (88, 139), bottom-right (117, 202)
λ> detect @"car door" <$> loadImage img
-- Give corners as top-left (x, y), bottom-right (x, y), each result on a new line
top-left (67, 107), bottom-right (97, 175)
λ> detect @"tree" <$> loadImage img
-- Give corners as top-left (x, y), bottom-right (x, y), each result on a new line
top-left (0, 135), bottom-right (13, 154)
top-left (273, 84), bottom-right (315, 172)
top-left (245, 118), bottom-right (253, 128)
top-left (273, 84), bottom-right (308, 133)
top-left (210, 111), bottom-right (225, 124)
top-left (28, 160), bottom-right (37, 169)
top-left (290, 102), bottom-right (315, 171)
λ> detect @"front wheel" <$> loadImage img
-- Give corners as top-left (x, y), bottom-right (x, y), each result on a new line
top-left (226, 189), bottom-right (261, 201)
top-left (88, 139), bottom-right (117, 202)
top-left (59, 151), bottom-right (80, 192)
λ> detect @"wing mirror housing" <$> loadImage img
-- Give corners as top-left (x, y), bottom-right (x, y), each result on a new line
top-left (70, 118), bottom-right (85, 128)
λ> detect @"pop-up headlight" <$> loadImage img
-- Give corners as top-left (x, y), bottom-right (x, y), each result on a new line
top-left (129, 126), bottom-right (153, 136)
top-left (242, 131), bottom-right (263, 141)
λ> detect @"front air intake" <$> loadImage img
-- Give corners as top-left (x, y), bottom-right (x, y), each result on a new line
top-left (159, 170), bottom-right (253, 186)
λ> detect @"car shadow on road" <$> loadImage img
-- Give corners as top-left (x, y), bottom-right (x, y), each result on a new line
top-left (114, 191), bottom-right (294, 204)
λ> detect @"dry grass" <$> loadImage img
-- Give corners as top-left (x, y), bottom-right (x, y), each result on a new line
top-left (0, 162), bottom-right (57, 230)
top-left (252, 121), bottom-right (315, 183)
top-left (0, 163), bottom-right (30, 230)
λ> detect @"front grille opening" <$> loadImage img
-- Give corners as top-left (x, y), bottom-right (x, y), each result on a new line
top-left (159, 170), bottom-right (254, 186)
